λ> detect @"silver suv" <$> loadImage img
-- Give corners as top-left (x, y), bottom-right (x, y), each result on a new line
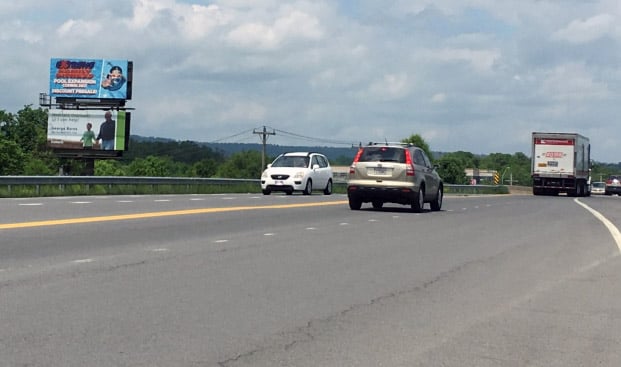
top-left (347, 143), bottom-right (443, 212)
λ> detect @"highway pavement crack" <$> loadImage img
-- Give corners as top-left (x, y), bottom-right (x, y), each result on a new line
top-left (216, 255), bottom-right (491, 366)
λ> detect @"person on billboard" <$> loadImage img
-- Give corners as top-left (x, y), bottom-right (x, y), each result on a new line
top-left (80, 122), bottom-right (96, 149)
top-left (97, 111), bottom-right (116, 150)
top-left (101, 64), bottom-right (126, 99)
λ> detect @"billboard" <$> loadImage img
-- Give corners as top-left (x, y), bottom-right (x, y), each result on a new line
top-left (47, 110), bottom-right (129, 151)
top-left (49, 58), bottom-right (132, 100)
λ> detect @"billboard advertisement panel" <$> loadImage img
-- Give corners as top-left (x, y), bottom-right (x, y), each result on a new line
top-left (47, 110), bottom-right (129, 151)
top-left (49, 58), bottom-right (131, 100)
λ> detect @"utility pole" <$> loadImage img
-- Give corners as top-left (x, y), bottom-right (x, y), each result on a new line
top-left (253, 126), bottom-right (275, 171)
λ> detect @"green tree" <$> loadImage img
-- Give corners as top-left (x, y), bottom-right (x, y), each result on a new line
top-left (4, 106), bottom-right (48, 153)
top-left (191, 158), bottom-right (219, 177)
top-left (95, 160), bottom-right (127, 176)
top-left (444, 151), bottom-right (479, 168)
top-left (215, 150), bottom-right (263, 178)
top-left (479, 152), bottom-right (532, 186)
top-left (507, 152), bottom-right (532, 186)
top-left (22, 156), bottom-right (58, 175)
top-left (480, 153), bottom-right (512, 171)
top-left (0, 106), bottom-right (58, 175)
top-left (0, 135), bottom-right (26, 174)
top-left (401, 134), bottom-right (434, 161)
top-left (0, 110), bottom-right (12, 136)
top-left (125, 138), bottom-right (224, 165)
top-left (436, 155), bottom-right (468, 184)
top-left (128, 156), bottom-right (174, 176)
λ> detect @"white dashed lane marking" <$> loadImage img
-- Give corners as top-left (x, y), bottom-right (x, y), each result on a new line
top-left (73, 259), bottom-right (94, 264)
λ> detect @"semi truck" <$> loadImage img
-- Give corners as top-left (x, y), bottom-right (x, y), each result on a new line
top-left (531, 132), bottom-right (591, 196)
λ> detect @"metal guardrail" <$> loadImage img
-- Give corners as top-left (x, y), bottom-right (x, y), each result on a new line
top-left (0, 176), bottom-right (261, 196)
top-left (0, 176), bottom-right (258, 186)
top-left (0, 176), bottom-right (509, 196)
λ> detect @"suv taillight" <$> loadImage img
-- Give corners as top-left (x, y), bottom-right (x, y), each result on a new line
top-left (404, 150), bottom-right (415, 176)
top-left (349, 148), bottom-right (363, 174)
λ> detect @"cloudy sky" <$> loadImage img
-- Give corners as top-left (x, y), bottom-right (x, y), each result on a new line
top-left (2, 0), bottom-right (620, 162)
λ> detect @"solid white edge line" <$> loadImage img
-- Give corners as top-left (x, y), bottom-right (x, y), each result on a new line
top-left (574, 198), bottom-right (621, 253)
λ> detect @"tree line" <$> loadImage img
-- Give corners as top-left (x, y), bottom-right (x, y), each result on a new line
top-left (1, 106), bottom-right (619, 185)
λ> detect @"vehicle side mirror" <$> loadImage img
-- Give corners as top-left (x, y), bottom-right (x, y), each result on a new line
top-left (266, 164), bottom-right (272, 169)
top-left (312, 164), bottom-right (320, 170)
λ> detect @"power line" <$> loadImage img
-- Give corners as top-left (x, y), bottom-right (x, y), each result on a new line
top-left (273, 128), bottom-right (354, 146)
top-left (208, 125), bottom-right (356, 147)
top-left (209, 128), bottom-right (255, 143)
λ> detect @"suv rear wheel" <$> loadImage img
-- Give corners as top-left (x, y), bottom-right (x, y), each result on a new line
top-left (411, 186), bottom-right (424, 213)
top-left (430, 186), bottom-right (443, 211)
top-left (349, 197), bottom-right (362, 210)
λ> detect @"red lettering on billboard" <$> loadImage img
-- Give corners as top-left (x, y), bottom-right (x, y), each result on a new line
top-left (55, 60), bottom-right (94, 79)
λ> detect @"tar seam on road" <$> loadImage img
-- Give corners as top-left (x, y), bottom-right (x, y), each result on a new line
top-left (574, 198), bottom-right (621, 253)
top-left (0, 200), bottom-right (349, 230)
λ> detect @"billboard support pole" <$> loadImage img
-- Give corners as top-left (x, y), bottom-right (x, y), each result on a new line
top-left (84, 158), bottom-right (95, 176)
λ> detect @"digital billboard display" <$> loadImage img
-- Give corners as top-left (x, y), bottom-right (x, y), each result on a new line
top-left (47, 110), bottom-right (129, 151)
top-left (49, 58), bottom-right (132, 100)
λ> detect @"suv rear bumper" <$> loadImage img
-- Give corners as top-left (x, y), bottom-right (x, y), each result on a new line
top-left (605, 185), bottom-right (621, 195)
top-left (347, 185), bottom-right (415, 205)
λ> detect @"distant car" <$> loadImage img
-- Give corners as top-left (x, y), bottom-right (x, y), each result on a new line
top-left (347, 142), bottom-right (443, 212)
top-left (261, 152), bottom-right (333, 195)
top-left (605, 175), bottom-right (621, 195)
top-left (591, 181), bottom-right (605, 195)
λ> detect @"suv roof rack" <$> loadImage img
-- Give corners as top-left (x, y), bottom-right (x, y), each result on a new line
top-left (366, 142), bottom-right (414, 147)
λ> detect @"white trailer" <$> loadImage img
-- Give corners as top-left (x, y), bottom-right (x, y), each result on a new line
top-left (531, 132), bottom-right (591, 196)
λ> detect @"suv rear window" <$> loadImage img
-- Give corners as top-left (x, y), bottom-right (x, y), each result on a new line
top-left (358, 147), bottom-right (405, 163)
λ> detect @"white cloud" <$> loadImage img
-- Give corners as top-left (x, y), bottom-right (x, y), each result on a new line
top-left (424, 48), bottom-right (501, 73)
top-left (539, 63), bottom-right (609, 101)
top-left (227, 22), bottom-right (279, 50)
top-left (57, 19), bottom-right (102, 38)
top-left (364, 73), bottom-right (411, 101)
top-left (552, 13), bottom-right (616, 44)
top-left (431, 93), bottom-right (446, 103)
top-left (0, 20), bottom-right (42, 43)
top-left (226, 9), bottom-right (323, 50)
top-left (126, 0), bottom-right (173, 30)
top-left (218, 101), bottom-right (267, 122)
top-left (180, 4), bottom-right (231, 40)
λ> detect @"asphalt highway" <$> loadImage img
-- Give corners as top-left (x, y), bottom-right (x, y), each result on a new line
top-left (1, 193), bottom-right (620, 366)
